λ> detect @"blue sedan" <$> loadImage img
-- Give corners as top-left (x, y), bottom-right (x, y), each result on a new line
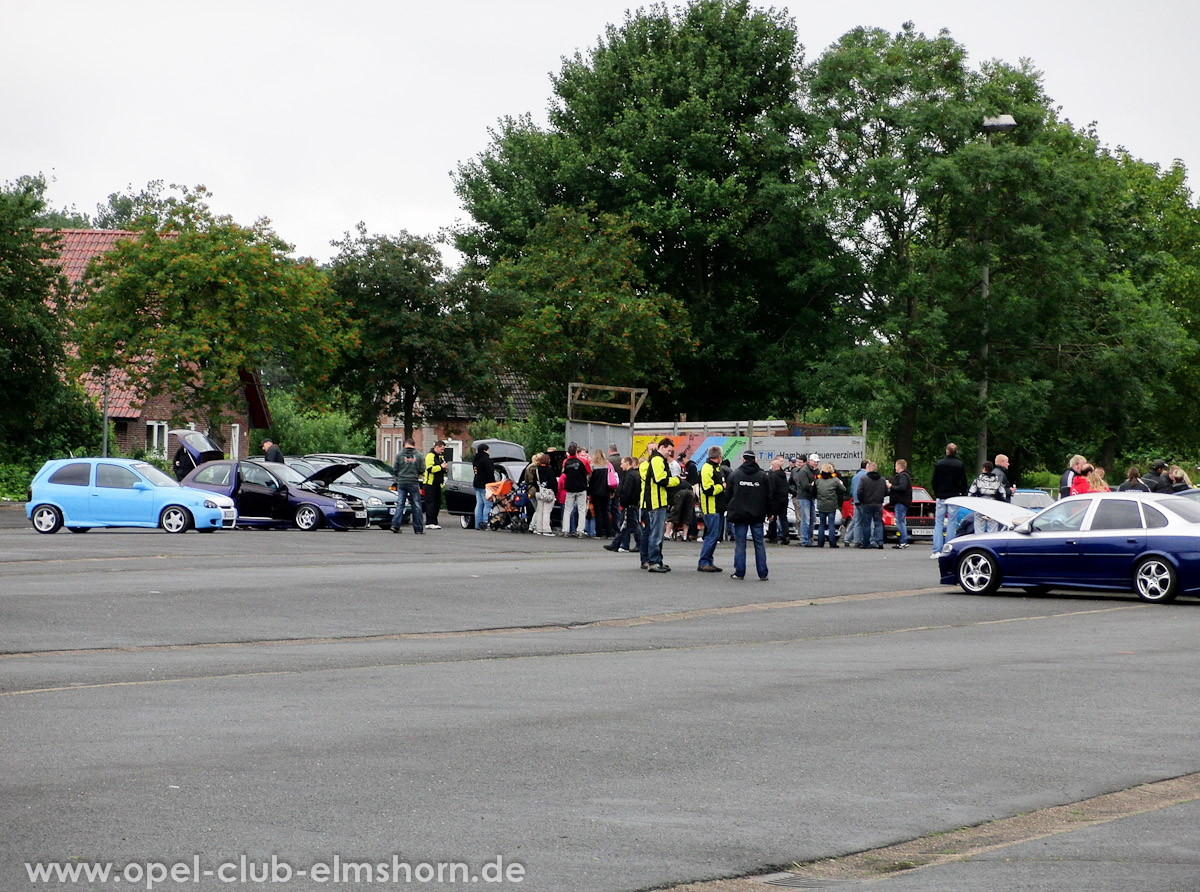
top-left (27, 458), bottom-right (237, 534)
top-left (937, 492), bottom-right (1200, 603)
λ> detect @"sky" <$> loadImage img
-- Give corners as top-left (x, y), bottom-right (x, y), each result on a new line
top-left (6, 0), bottom-right (1197, 265)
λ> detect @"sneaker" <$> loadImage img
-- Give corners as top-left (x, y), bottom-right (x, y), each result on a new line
top-left (647, 564), bottom-right (670, 573)
top-left (641, 562), bottom-right (650, 570)
top-left (603, 544), bottom-right (619, 552)
top-left (390, 527), bottom-right (401, 533)
top-left (426, 524), bottom-right (441, 530)
top-left (759, 576), bottom-right (769, 581)
top-left (730, 573), bottom-right (744, 580)
top-left (898, 543), bottom-right (909, 549)
top-left (929, 552), bottom-right (941, 559)
top-left (617, 547), bottom-right (630, 553)
top-left (697, 565), bottom-right (722, 573)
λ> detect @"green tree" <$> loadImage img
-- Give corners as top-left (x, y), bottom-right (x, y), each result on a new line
top-left (455, 0), bottom-right (848, 419)
top-left (485, 207), bottom-right (690, 412)
top-left (255, 390), bottom-right (374, 456)
top-left (93, 180), bottom-right (172, 230)
top-left (74, 187), bottom-right (352, 447)
top-left (804, 24), bottom-right (1196, 473)
top-left (0, 178), bottom-right (101, 459)
top-left (328, 225), bottom-right (496, 438)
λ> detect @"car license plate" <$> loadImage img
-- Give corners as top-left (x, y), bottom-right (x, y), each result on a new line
top-left (221, 509), bottom-right (236, 521)
top-left (354, 510), bottom-right (367, 518)
top-left (908, 528), bottom-right (933, 536)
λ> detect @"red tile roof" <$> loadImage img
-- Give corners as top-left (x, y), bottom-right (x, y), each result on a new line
top-left (40, 228), bottom-right (137, 285)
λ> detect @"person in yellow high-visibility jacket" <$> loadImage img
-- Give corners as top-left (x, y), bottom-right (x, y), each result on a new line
top-left (639, 438), bottom-right (680, 572)
top-left (697, 446), bottom-right (726, 572)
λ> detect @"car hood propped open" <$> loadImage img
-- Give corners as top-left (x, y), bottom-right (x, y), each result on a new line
top-left (946, 496), bottom-right (1037, 528)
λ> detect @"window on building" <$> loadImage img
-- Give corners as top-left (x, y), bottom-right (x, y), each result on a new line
top-left (147, 421), bottom-right (168, 457)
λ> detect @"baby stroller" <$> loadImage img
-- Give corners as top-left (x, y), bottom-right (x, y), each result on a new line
top-left (485, 478), bottom-right (529, 533)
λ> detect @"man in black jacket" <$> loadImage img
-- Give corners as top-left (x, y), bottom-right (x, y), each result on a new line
top-left (791, 453), bottom-right (819, 546)
top-left (725, 451), bottom-right (769, 580)
top-left (765, 457), bottom-right (790, 545)
top-left (930, 442), bottom-right (968, 558)
top-left (856, 461), bottom-right (888, 549)
top-left (889, 459), bottom-right (913, 549)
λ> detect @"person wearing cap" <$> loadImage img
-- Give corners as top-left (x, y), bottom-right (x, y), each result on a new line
top-left (791, 453), bottom-right (820, 546)
top-left (725, 450), bottom-right (769, 580)
top-left (1141, 460), bottom-right (1173, 493)
top-left (421, 440), bottom-right (448, 529)
top-left (260, 438), bottom-right (284, 464)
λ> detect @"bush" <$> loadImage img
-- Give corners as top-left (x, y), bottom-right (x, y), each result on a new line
top-left (0, 462), bottom-right (36, 501)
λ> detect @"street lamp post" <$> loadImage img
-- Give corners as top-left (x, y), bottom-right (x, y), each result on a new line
top-left (976, 115), bottom-right (1017, 472)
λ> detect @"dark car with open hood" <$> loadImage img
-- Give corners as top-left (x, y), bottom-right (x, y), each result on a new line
top-left (181, 460), bottom-right (368, 530)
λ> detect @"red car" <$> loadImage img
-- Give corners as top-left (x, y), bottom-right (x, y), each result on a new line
top-left (842, 486), bottom-right (936, 542)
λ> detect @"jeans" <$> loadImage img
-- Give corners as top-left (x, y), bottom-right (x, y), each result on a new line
top-left (933, 498), bottom-right (957, 553)
top-left (817, 511), bottom-right (838, 546)
top-left (796, 497), bottom-right (815, 544)
top-left (732, 522), bottom-right (768, 579)
top-left (698, 512), bottom-right (722, 567)
top-left (474, 487), bottom-right (488, 530)
top-left (611, 505), bottom-right (641, 550)
top-left (562, 490), bottom-right (587, 535)
top-left (639, 507), bottom-right (667, 566)
top-left (845, 505), bottom-right (861, 546)
top-left (893, 502), bottom-right (908, 545)
top-left (858, 503), bottom-right (883, 547)
top-left (393, 481), bottom-right (424, 532)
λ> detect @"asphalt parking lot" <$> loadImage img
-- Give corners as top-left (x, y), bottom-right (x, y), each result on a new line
top-left (2, 506), bottom-right (1199, 891)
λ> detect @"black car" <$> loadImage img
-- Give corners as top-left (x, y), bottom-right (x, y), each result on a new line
top-left (182, 460), bottom-right (369, 530)
top-left (249, 456), bottom-right (398, 528)
top-left (446, 440), bottom-right (531, 529)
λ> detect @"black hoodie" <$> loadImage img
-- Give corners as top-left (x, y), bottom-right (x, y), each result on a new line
top-left (857, 470), bottom-right (887, 506)
top-left (725, 459), bottom-right (769, 524)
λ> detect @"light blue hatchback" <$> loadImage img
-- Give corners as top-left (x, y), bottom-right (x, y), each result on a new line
top-left (26, 458), bottom-right (237, 534)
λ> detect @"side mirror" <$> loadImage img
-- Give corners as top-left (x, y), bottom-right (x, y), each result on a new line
top-left (133, 481), bottom-right (154, 491)
top-left (1013, 521), bottom-right (1032, 535)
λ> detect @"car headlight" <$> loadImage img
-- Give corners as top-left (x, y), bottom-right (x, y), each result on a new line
top-left (335, 500), bottom-right (349, 509)
top-left (366, 497), bottom-right (383, 506)
top-left (939, 543), bottom-right (954, 555)
top-left (203, 500), bottom-right (219, 509)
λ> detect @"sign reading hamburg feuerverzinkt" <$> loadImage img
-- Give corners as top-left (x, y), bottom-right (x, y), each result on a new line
top-left (749, 437), bottom-right (865, 474)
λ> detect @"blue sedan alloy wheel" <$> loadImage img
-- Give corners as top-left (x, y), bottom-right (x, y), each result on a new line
top-left (956, 549), bottom-right (1002, 595)
top-left (1134, 557), bottom-right (1178, 603)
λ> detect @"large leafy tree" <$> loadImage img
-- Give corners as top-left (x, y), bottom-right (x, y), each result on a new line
top-left (0, 178), bottom-right (101, 457)
top-left (328, 225), bottom-right (496, 438)
top-left (74, 188), bottom-right (352, 446)
top-left (455, 0), bottom-right (848, 419)
top-left (805, 24), bottom-right (1198, 473)
top-left (485, 207), bottom-right (691, 412)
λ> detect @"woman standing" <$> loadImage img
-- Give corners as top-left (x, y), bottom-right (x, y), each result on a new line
top-left (531, 452), bottom-right (557, 536)
top-left (589, 450), bottom-right (613, 539)
top-left (815, 463), bottom-right (847, 548)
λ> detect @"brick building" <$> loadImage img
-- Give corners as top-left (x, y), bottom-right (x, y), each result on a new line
top-left (47, 229), bottom-right (271, 460)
